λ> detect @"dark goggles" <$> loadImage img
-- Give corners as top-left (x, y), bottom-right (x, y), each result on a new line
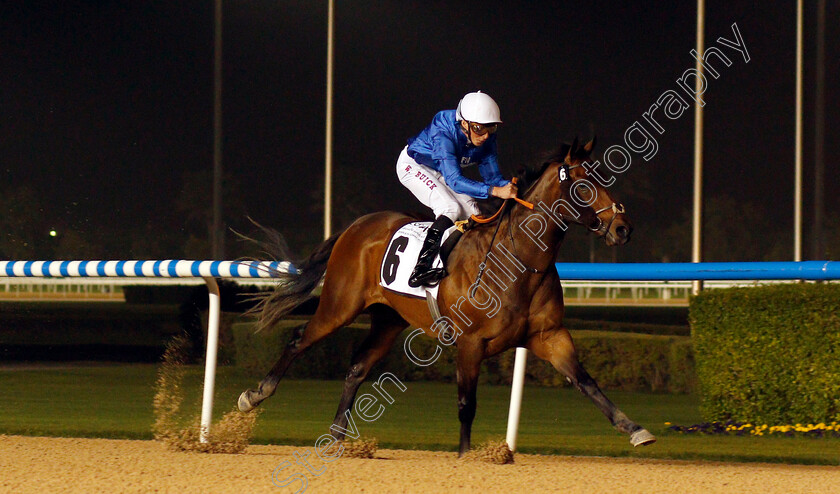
top-left (469, 122), bottom-right (498, 136)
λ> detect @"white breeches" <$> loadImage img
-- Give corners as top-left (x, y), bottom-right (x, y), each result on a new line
top-left (396, 146), bottom-right (480, 222)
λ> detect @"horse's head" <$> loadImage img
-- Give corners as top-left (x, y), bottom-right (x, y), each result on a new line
top-left (523, 137), bottom-right (632, 246)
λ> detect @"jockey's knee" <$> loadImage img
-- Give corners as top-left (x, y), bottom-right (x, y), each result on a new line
top-left (464, 203), bottom-right (480, 218)
top-left (434, 209), bottom-right (461, 223)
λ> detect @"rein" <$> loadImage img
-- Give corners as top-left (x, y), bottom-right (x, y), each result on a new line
top-left (468, 162), bottom-right (626, 293)
top-left (468, 173), bottom-right (563, 296)
top-left (469, 178), bottom-right (533, 224)
top-left (502, 163), bottom-right (585, 275)
top-left (469, 178), bottom-right (525, 297)
top-left (469, 196), bottom-right (550, 298)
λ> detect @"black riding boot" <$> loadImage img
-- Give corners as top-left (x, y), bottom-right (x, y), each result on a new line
top-left (408, 215), bottom-right (454, 288)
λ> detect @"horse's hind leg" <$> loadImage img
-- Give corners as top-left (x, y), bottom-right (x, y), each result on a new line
top-left (526, 328), bottom-right (656, 447)
top-left (238, 288), bottom-right (366, 412)
top-left (329, 305), bottom-right (407, 440)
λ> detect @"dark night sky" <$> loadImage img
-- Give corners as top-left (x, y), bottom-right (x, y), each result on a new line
top-left (2, 1), bottom-right (838, 261)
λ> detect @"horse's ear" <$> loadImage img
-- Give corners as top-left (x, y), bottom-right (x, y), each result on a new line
top-left (567, 136), bottom-right (579, 161)
top-left (564, 140), bottom-right (576, 163)
top-left (558, 143), bottom-right (572, 163)
top-left (583, 136), bottom-right (597, 154)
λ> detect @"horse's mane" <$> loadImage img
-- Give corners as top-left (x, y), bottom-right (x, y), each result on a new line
top-left (514, 142), bottom-right (572, 196)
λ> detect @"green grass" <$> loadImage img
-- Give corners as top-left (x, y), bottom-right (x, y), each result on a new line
top-left (0, 364), bottom-right (160, 439)
top-left (0, 364), bottom-right (838, 465)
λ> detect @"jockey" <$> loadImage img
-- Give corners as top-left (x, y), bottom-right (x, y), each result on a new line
top-left (396, 91), bottom-right (518, 288)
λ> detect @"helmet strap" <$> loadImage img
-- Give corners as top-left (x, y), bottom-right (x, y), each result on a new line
top-left (460, 120), bottom-right (476, 147)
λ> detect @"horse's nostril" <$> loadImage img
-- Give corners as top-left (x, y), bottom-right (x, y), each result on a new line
top-left (616, 226), bottom-right (630, 238)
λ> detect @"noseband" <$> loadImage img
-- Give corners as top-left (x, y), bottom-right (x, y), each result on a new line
top-left (590, 201), bottom-right (626, 236)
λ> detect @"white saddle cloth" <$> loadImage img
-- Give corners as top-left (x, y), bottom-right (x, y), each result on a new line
top-left (378, 222), bottom-right (456, 299)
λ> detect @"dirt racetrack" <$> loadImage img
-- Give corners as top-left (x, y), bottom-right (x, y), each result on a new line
top-left (2, 435), bottom-right (840, 493)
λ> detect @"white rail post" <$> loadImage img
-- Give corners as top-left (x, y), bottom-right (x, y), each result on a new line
top-left (200, 276), bottom-right (221, 443)
top-left (505, 347), bottom-right (529, 452)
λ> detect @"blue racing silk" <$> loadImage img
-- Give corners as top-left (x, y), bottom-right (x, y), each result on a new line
top-left (406, 110), bottom-right (508, 199)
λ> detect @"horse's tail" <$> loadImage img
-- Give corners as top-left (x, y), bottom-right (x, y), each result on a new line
top-left (245, 226), bottom-right (344, 332)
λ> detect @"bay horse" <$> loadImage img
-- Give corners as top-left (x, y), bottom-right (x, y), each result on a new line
top-left (238, 138), bottom-right (656, 455)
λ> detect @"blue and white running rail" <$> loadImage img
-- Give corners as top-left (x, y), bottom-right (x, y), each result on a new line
top-left (0, 259), bottom-right (293, 443)
top-left (4, 260), bottom-right (838, 449)
top-left (0, 260), bottom-right (292, 278)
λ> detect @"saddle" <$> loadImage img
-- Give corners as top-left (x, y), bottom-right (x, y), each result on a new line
top-left (379, 196), bottom-right (518, 300)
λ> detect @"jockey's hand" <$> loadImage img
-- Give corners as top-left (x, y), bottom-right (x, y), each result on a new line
top-left (492, 182), bottom-right (518, 200)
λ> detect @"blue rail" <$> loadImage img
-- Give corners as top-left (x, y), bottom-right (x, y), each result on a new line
top-left (1, 260), bottom-right (836, 281)
top-left (554, 261), bottom-right (839, 281)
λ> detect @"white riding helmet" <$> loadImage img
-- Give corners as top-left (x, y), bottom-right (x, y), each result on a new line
top-left (456, 91), bottom-right (502, 124)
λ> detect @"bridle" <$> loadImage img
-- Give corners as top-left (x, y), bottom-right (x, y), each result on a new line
top-left (552, 161), bottom-right (626, 236)
top-left (590, 201), bottom-right (626, 237)
top-left (472, 160), bottom-right (626, 287)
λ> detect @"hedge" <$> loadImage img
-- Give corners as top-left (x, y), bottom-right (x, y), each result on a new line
top-left (231, 321), bottom-right (695, 393)
top-left (0, 302), bottom-right (184, 362)
top-left (0, 302), bottom-right (182, 346)
top-left (123, 285), bottom-right (199, 305)
top-left (690, 283), bottom-right (840, 425)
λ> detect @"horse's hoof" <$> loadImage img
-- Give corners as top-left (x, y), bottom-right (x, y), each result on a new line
top-left (630, 428), bottom-right (656, 447)
top-left (238, 391), bottom-right (255, 412)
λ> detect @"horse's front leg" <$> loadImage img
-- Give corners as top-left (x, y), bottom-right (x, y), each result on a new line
top-left (526, 328), bottom-right (656, 447)
top-left (455, 339), bottom-right (484, 457)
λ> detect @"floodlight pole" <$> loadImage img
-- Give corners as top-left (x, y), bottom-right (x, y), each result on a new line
top-left (324, 0), bottom-right (334, 240)
top-left (691, 0), bottom-right (705, 295)
top-left (794, 0), bottom-right (804, 262)
top-left (212, 0), bottom-right (224, 259)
